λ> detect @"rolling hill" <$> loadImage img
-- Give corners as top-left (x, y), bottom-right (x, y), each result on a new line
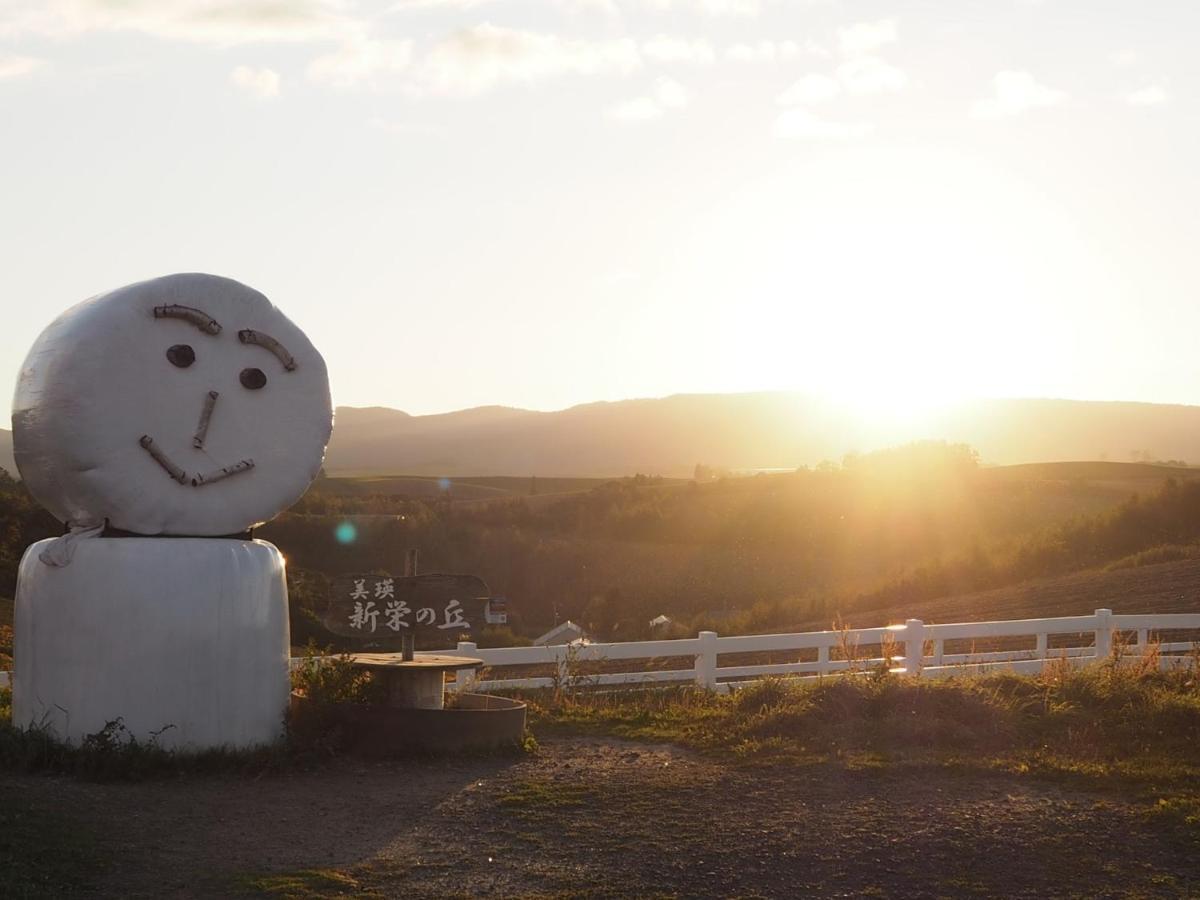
top-left (321, 394), bottom-right (1200, 477)
top-left (6, 393), bottom-right (1200, 479)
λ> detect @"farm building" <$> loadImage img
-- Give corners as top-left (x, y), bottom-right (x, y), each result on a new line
top-left (533, 620), bottom-right (587, 646)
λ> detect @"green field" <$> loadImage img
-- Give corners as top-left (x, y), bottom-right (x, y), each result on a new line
top-left (316, 473), bottom-right (686, 506)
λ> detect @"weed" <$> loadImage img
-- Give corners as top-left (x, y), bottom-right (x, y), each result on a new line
top-left (290, 642), bottom-right (382, 705)
top-left (831, 614), bottom-right (863, 673)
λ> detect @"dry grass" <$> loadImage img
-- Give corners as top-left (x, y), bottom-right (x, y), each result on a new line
top-left (525, 660), bottom-right (1200, 800)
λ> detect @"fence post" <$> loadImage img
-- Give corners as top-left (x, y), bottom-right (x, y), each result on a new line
top-left (1099, 609), bottom-right (1113, 667)
top-left (454, 641), bottom-right (478, 694)
top-left (556, 651), bottom-right (569, 690)
top-left (695, 631), bottom-right (718, 690)
top-left (904, 619), bottom-right (924, 677)
top-left (1094, 608), bottom-right (1113, 663)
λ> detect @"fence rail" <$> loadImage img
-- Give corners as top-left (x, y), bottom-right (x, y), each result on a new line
top-left (437, 608), bottom-right (1200, 694)
top-left (4, 609), bottom-right (1198, 696)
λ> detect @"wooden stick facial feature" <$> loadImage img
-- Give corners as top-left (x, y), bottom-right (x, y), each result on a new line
top-left (193, 391), bottom-right (219, 449)
top-left (153, 305), bottom-right (222, 335)
top-left (192, 459), bottom-right (255, 487)
top-left (237, 329), bottom-right (296, 371)
top-left (139, 435), bottom-right (188, 484)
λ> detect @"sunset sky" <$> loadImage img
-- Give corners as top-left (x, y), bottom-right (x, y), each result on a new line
top-left (1, 0), bottom-right (1197, 423)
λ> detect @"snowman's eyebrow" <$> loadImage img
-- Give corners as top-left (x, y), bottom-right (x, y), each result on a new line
top-left (153, 304), bottom-right (222, 335)
top-left (238, 329), bottom-right (297, 371)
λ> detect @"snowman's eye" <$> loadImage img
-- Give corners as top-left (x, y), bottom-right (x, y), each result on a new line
top-left (240, 367), bottom-right (268, 390)
top-left (166, 344), bottom-right (196, 368)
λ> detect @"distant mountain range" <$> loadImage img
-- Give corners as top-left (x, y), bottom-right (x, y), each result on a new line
top-left (5, 393), bottom-right (1200, 479)
top-left (324, 393), bottom-right (1200, 476)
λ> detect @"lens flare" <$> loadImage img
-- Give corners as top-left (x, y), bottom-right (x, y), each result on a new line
top-left (335, 521), bottom-right (357, 545)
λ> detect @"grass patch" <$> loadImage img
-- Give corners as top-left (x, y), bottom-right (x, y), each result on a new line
top-left (498, 777), bottom-right (592, 811)
top-left (527, 666), bottom-right (1200, 851)
top-left (525, 662), bottom-right (1200, 838)
top-left (1147, 796), bottom-right (1200, 834)
top-left (237, 868), bottom-right (371, 899)
top-left (0, 705), bottom-right (293, 782)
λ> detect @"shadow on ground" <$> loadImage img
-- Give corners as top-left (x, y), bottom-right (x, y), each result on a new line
top-left (2, 737), bottom-right (1197, 899)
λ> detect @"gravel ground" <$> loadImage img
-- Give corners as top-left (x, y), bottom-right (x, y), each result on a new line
top-left (2, 736), bottom-right (1198, 899)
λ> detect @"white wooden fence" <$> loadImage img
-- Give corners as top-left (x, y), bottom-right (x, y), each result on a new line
top-left (4, 608), bottom-right (1197, 695)
top-left (437, 608), bottom-right (1200, 694)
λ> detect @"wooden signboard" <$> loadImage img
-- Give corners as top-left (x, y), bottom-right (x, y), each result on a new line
top-left (323, 573), bottom-right (495, 639)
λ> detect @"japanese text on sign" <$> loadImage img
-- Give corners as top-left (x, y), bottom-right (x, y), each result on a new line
top-left (345, 577), bottom-right (471, 633)
top-left (323, 573), bottom-right (494, 639)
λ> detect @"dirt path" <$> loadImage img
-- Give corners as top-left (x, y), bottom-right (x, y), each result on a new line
top-left (3, 738), bottom-right (1198, 899)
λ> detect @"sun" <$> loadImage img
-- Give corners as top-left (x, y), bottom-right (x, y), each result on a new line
top-left (639, 145), bottom-right (1081, 425)
top-left (818, 378), bottom-right (964, 431)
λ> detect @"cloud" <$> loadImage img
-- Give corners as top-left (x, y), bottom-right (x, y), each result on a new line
top-left (655, 76), bottom-right (688, 107)
top-left (775, 19), bottom-right (904, 108)
top-left (368, 116), bottom-right (443, 136)
top-left (0, 0), bottom-right (357, 45)
top-left (414, 24), bottom-right (639, 97)
top-left (774, 107), bottom-right (870, 140)
top-left (836, 56), bottom-right (906, 94)
top-left (389, 0), bottom-right (496, 8)
top-left (642, 35), bottom-right (714, 64)
top-left (837, 18), bottom-right (897, 56)
top-left (608, 96), bottom-right (662, 121)
top-left (390, 0), bottom-right (620, 11)
top-left (1110, 48), bottom-right (1139, 68)
top-left (724, 40), bottom-right (799, 64)
top-left (229, 64), bottom-right (280, 98)
top-left (607, 76), bottom-right (688, 122)
top-left (639, 0), bottom-right (762, 15)
top-left (1121, 84), bottom-right (1169, 106)
top-left (0, 54), bottom-right (43, 79)
top-left (777, 60), bottom-right (903, 109)
top-left (308, 37), bottom-right (413, 89)
top-left (971, 70), bottom-right (1067, 119)
top-left (777, 73), bottom-right (839, 105)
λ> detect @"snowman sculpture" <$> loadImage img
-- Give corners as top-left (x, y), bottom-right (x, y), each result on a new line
top-left (11, 273), bottom-right (332, 748)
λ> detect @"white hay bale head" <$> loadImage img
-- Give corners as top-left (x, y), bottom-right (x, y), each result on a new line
top-left (12, 274), bottom-right (332, 535)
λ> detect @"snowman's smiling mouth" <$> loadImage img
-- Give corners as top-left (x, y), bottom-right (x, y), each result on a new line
top-left (139, 434), bottom-right (255, 488)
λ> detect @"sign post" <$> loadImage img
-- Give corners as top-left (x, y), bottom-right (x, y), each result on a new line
top-left (402, 548), bottom-right (418, 661)
top-left (320, 549), bottom-right (508, 710)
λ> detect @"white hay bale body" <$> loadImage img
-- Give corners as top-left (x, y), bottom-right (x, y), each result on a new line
top-left (13, 537), bottom-right (290, 749)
